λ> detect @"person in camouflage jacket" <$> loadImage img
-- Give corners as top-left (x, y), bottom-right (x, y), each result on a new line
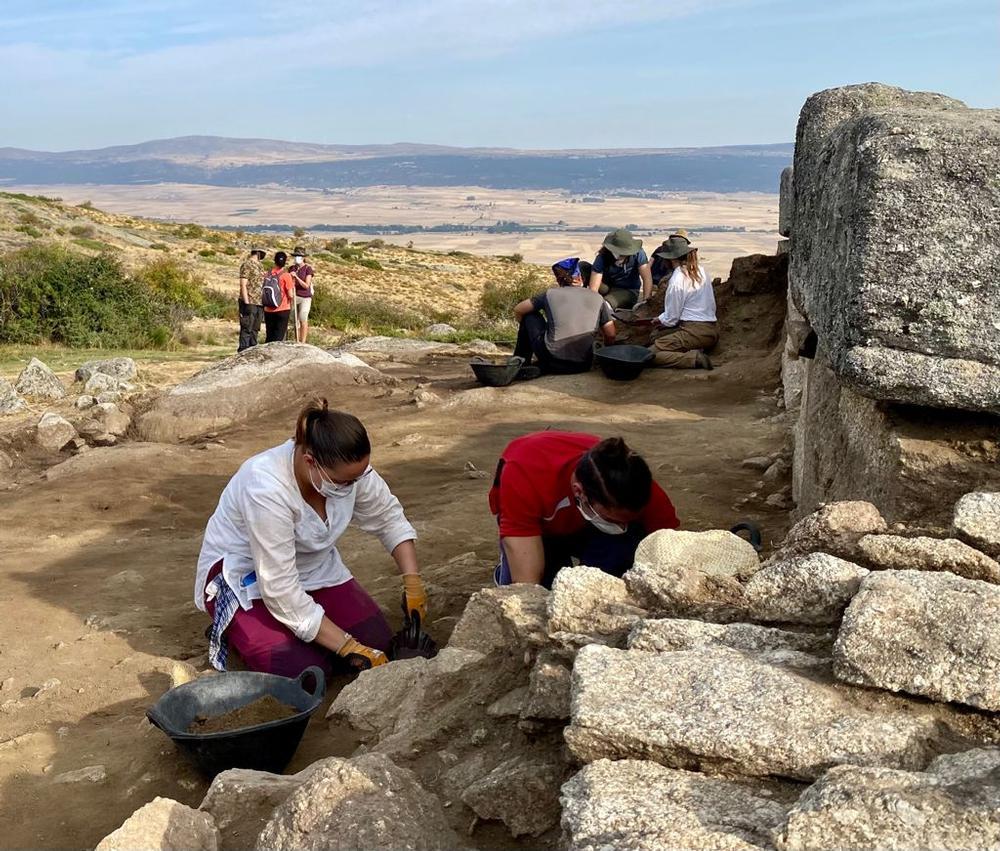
top-left (238, 247), bottom-right (267, 351)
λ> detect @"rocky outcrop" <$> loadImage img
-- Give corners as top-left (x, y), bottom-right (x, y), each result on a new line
top-left (790, 83), bottom-right (1000, 414)
top-left (773, 501), bottom-right (886, 561)
top-left (84, 372), bottom-right (131, 395)
top-left (562, 759), bottom-right (788, 851)
top-left (96, 797), bottom-right (218, 851)
top-left (255, 754), bottom-right (460, 851)
top-left (834, 570), bottom-right (1000, 711)
top-left (136, 344), bottom-right (381, 443)
top-left (446, 585), bottom-right (549, 656)
top-left (75, 357), bottom-right (137, 385)
top-left (953, 492), bottom-right (1000, 557)
top-left (461, 753), bottom-right (566, 837)
top-left (35, 412), bottom-right (76, 452)
top-left (565, 644), bottom-right (1000, 781)
top-left (624, 530), bottom-right (760, 621)
top-left (727, 253), bottom-right (788, 296)
top-left (345, 336), bottom-right (499, 363)
top-left (857, 533), bottom-right (1000, 582)
top-left (627, 618), bottom-right (833, 656)
top-left (776, 749), bottom-right (1000, 851)
top-left (0, 379), bottom-right (27, 415)
top-left (547, 566), bottom-right (646, 649)
top-left (15, 358), bottom-right (65, 399)
top-left (778, 166), bottom-right (794, 237)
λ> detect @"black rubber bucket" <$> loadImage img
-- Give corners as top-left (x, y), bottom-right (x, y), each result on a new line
top-left (595, 345), bottom-right (654, 381)
top-left (146, 666), bottom-right (325, 777)
top-left (470, 356), bottom-right (524, 387)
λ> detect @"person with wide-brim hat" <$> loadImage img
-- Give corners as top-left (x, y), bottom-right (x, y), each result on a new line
top-left (237, 245), bottom-right (269, 352)
top-left (647, 236), bottom-right (717, 369)
top-left (584, 228), bottom-right (653, 310)
top-left (289, 246), bottom-right (315, 344)
top-left (651, 228), bottom-right (690, 284)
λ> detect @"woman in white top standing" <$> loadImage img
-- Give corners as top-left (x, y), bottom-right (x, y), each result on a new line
top-left (195, 398), bottom-right (427, 676)
top-left (647, 235), bottom-right (718, 369)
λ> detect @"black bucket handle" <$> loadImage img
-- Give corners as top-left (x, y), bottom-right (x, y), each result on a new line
top-left (730, 521), bottom-right (763, 552)
top-left (296, 666), bottom-right (326, 701)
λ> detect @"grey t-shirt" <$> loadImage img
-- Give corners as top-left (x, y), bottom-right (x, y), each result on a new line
top-left (531, 287), bottom-right (613, 363)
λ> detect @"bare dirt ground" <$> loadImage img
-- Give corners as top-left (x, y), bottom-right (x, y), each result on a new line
top-left (0, 304), bottom-right (791, 848)
top-left (8, 183), bottom-right (780, 268)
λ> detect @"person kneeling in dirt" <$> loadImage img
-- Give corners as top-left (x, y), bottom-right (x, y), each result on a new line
top-left (490, 431), bottom-right (679, 587)
top-left (194, 398), bottom-right (427, 676)
top-left (647, 235), bottom-right (717, 370)
top-left (511, 257), bottom-right (617, 380)
top-left (586, 228), bottom-right (654, 309)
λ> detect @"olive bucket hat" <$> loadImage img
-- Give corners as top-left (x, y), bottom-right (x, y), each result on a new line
top-left (291, 246), bottom-right (308, 257)
top-left (602, 228), bottom-right (643, 258)
top-left (655, 234), bottom-right (696, 260)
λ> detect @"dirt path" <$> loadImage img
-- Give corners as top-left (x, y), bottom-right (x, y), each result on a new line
top-left (0, 347), bottom-right (790, 849)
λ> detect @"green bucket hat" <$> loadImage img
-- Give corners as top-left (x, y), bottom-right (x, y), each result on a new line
top-left (602, 228), bottom-right (643, 258)
top-left (654, 234), bottom-right (695, 261)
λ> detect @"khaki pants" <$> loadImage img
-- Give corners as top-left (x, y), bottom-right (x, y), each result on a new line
top-left (650, 321), bottom-right (719, 368)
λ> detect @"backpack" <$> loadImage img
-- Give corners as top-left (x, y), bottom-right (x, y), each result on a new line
top-left (261, 270), bottom-right (282, 308)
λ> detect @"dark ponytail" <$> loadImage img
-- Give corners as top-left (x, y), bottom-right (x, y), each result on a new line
top-left (575, 437), bottom-right (652, 512)
top-left (294, 398), bottom-right (370, 467)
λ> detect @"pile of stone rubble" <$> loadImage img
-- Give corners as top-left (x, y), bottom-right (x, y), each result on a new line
top-left (97, 492), bottom-right (1000, 850)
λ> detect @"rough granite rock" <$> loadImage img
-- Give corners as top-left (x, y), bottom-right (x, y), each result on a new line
top-left (75, 394), bottom-right (96, 410)
top-left (562, 759), bottom-right (790, 851)
top-left (93, 402), bottom-right (131, 438)
top-left (36, 412), bottom-right (77, 452)
top-left (15, 357), bottom-right (66, 399)
top-left (446, 585), bottom-right (549, 656)
top-left (200, 766), bottom-right (312, 850)
top-left (743, 553), bottom-right (869, 625)
top-left (625, 530), bottom-right (761, 621)
top-left (84, 371), bottom-right (131, 396)
top-left (255, 754), bottom-right (461, 851)
top-left (953, 492), bottom-right (1000, 557)
top-left (547, 566), bottom-right (646, 648)
top-left (776, 749), bottom-right (1000, 851)
top-left (834, 570), bottom-right (1000, 710)
top-left (0, 378), bottom-right (28, 415)
top-left (790, 83), bottom-right (1000, 413)
top-left (521, 649), bottom-right (572, 721)
top-left (76, 357), bottom-right (137, 385)
top-left (778, 166), bottom-right (794, 236)
top-left (565, 644), bottom-right (1000, 781)
top-left (137, 344), bottom-right (380, 443)
top-left (461, 754), bottom-right (566, 837)
top-left (627, 618), bottom-right (834, 656)
top-left (775, 500), bottom-right (887, 560)
top-left (857, 533), bottom-right (1000, 582)
top-left (96, 797), bottom-right (218, 851)
top-left (345, 336), bottom-right (499, 363)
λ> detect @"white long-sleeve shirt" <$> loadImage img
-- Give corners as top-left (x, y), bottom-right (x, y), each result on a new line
top-left (194, 440), bottom-right (416, 642)
top-left (657, 265), bottom-right (717, 327)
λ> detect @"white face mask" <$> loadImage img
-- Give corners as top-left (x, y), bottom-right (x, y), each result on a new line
top-left (294, 256), bottom-right (304, 265)
top-left (576, 496), bottom-right (628, 535)
top-left (308, 459), bottom-right (372, 499)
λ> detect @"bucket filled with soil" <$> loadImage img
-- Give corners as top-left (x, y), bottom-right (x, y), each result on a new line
top-left (146, 666), bottom-right (325, 776)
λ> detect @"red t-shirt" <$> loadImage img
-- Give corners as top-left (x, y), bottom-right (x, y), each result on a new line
top-left (488, 431), bottom-right (679, 539)
top-left (264, 269), bottom-right (296, 313)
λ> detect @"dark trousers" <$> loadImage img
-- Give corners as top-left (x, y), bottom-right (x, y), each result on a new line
top-left (238, 300), bottom-right (264, 351)
top-left (264, 310), bottom-right (291, 343)
top-left (514, 312), bottom-right (592, 375)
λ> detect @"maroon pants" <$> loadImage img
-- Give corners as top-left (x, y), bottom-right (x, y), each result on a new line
top-left (204, 562), bottom-right (392, 679)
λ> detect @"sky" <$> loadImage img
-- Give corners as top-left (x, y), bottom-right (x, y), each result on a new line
top-left (1, 0), bottom-right (997, 151)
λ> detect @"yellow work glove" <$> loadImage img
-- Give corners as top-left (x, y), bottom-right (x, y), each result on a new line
top-left (337, 635), bottom-right (387, 670)
top-left (402, 573), bottom-right (428, 622)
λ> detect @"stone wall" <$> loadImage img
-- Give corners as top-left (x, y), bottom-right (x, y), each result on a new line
top-left (782, 83), bottom-right (1000, 522)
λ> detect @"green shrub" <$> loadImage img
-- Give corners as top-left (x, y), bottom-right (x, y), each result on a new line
top-left (293, 227), bottom-right (306, 238)
top-left (0, 245), bottom-right (176, 347)
top-left (55, 227), bottom-right (66, 235)
top-left (17, 210), bottom-right (43, 227)
top-left (150, 242), bottom-right (169, 251)
top-left (72, 237), bottom-right (112, 251)
top-left (366, 238), bottom-right (386, 249)
top-left (310, 289), bottom-right (424, 334)
top-left (324, 238), bottom-right (349, 250)
top-left (478, 271), bottom-right (543, 322)
top-left (175, 223), bottom-right (205, 240)
top-left (197, 288), bottom-right (237, 321)
top-left (78, 200), bottom-right (93, 209)
top-left (198, 248), bottom-right (215, 257)
top-left (69, 224), bottom-right (95, 238)
top-left (357, 258), bottom-right (383, 271)
top-left (15, 225), bottom-right (42, 238)
top-left (133, 256), bottom-right (205, 311)
top-left (502, 253), bottom-right (524, 264)
top-left (221, 245), bottom-right (237, 255)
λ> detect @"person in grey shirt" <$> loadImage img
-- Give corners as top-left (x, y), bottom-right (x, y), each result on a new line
top-left (512, 257), bottom-right (617, 379)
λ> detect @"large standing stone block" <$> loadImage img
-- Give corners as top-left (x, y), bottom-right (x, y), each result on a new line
top-left (778, 165), bottom-right (794, 236)
top-left (565, 645), bottom-right (1000, 781)
top-left (857, 533), bottom-right (1000, 583)
top-left (562, 759), bottom-right (789, 851)
top-left (627, 618), bottom-right (833, 656)
top-left (15, 357), bottom-right (65, 399)
top-left (953, 492), bottom-right (1000, 557)
top-left (791, 83), bottom-right (1000, 413)
top-left (834, 570), bottom-right (1000, 710)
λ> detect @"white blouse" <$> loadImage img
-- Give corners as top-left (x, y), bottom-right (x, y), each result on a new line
top-left (658, 265), bottom-right (717, 327)
top-left (195, 440), bottom-right (416, 642)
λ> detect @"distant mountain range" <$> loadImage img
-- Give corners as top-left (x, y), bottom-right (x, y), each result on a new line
top-left (0, 136), bottom-right (792, 193)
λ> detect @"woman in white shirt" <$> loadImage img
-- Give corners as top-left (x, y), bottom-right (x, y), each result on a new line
top-left (647, 235), bottom-right (718, 369)
top-left (195, 398), bottom-right (426, 675)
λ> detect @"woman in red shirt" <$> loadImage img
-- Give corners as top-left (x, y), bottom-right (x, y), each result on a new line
top-left (489, 431), bottom-right (679, 587)
top-left (263, 251), bottom-right (296, 344)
